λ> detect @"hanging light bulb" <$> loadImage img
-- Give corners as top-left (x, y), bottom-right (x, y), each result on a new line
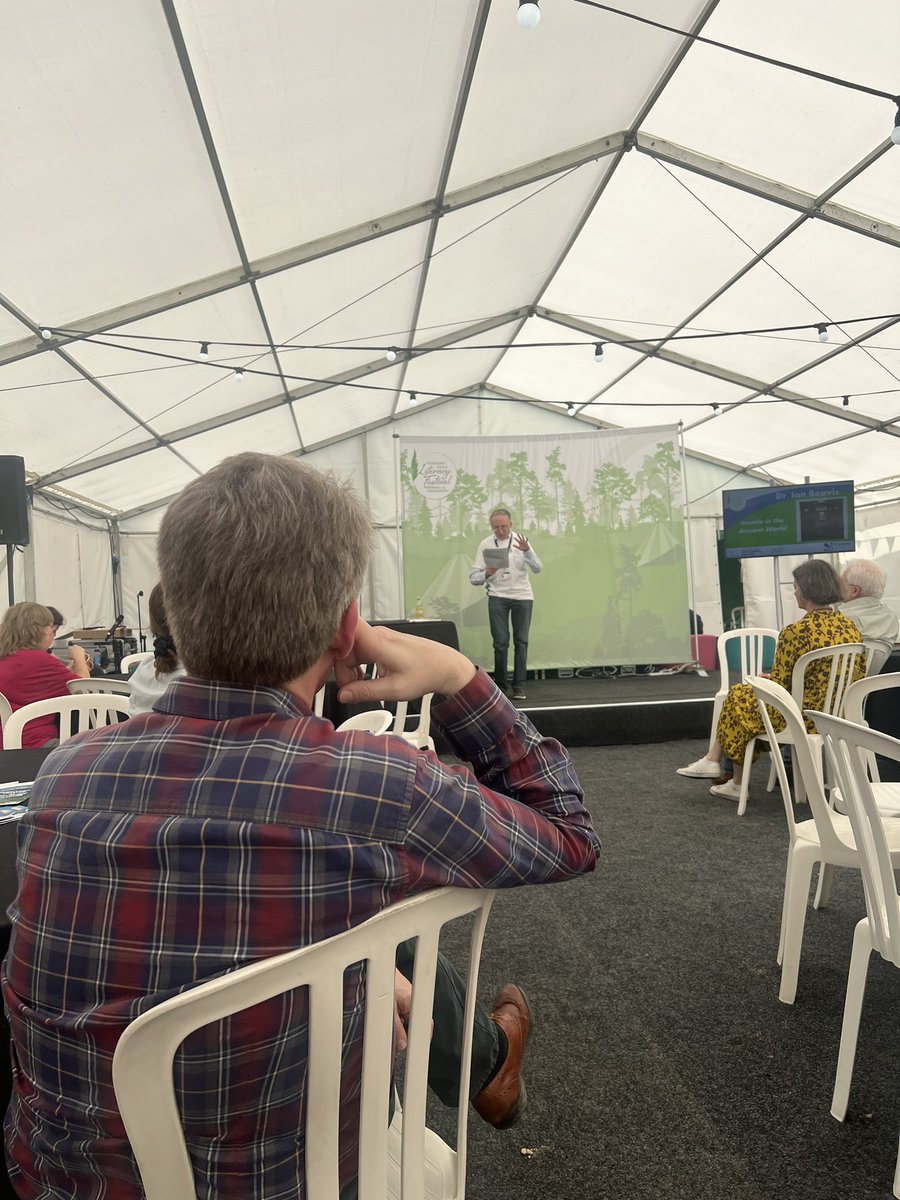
top-left (566, 402), bottom-right (576, 415)
top-left (711, 403), bottom-right (721, 416)
top-left (408, 391), bottom-right (418, 407)
top-left (385, 348), bottom-right (398, 363)
top-left (816, 324), bottom-right (829, 343)
top-left (233, 368), bottom-right (244, 382)
top-left (842, 395), bottom-right (850, 408)
top-left (199, 342), bottom-right (209, 360)
top-left (517, 0), bottom-right (540, 28)
top-left (39, 328), bottom-right (53, 340)
top-left (892, 104), bottom-right (900, 146)
top-left (593, 342), bottom-right (605, 363)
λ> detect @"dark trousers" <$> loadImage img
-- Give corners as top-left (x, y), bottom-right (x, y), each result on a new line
top-left (339, 943), bottom-right (500, 1200)
top-left (488, 597), bottom-right (533, 690)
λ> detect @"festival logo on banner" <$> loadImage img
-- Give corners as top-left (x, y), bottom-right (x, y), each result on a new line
top-left (412, 451), bottom-right (457, 500)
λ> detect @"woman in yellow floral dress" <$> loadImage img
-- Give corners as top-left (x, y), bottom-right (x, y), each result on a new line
top-left (677, 560), bottom-right (865, 800)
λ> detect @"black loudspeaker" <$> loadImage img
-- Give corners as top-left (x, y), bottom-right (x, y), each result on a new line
top-left (0, 456), bottom-right (29, 546)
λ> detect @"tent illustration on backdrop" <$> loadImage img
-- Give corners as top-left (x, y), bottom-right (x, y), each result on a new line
top-left (636, 524), bottom-right (684, 568)
top-left (416, 550), bottom-right (487, 628)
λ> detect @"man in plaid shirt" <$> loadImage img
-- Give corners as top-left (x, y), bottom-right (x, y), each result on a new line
top-left (2, 452), bottom-right (600, 1199)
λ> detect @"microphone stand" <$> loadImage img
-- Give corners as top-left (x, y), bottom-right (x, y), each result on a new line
top-left (136, 590), bottom-right (146, 652)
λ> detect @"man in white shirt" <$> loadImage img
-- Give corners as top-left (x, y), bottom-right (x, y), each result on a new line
top-left (837, 558), bottom-right (899, 673)
top-left (469, 508), bottom-right (543, 700)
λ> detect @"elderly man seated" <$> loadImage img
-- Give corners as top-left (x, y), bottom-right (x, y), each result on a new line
top-left (837, 558), bottom-right (899, 673)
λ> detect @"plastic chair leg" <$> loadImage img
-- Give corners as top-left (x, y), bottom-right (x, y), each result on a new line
top-left (737, 737), bottom-right (756, 817)
top-left (779, 844), bottom-right (817, 1004)
top-left (776, 848), bottom-right (793, 967)
top-left (812, 863), bottom-right (835, 910)
top-left (766, 755), bottom-right (777, 794)
top-left (831, 917), bottom-right (873, 1121)
top-left (894, 1130), bottom-right (900, 1200)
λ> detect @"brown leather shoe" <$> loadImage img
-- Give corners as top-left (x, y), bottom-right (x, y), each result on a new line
top-left (472, 985), bottom-right (531, 1129)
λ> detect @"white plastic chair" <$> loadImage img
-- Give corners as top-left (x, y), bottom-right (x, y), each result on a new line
top-left (834, 672), bottom-right (900, 817)
top-left (112, 886), bottom-right (495, 1200)
top-left (313, 685), bottom-right (326, 717)
top-left (0, 690), bottom-right (11, 734)
top-left (336, 709), bottom-right (394, 734)
top-left (3, 694), bottom-right (131, 749)
top-left (863, 637), bottom-right (893, 677)
top-left (748, 677), bottom-right (900, 1004)
top-left (810, 712), bottom-right (900, 1199)
top-left (738, 642), bottom-right (865, 817)
top-left (708, 628), bottom-right (778, 756)
top-left (68, 678), bottom-right (133, 697)
top-left (390, 694), bottom-right (436, 751)
top-left (120, 652), bottom-right (154, 675)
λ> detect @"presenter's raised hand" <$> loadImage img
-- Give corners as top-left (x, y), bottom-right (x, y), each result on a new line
top-left (335, 619), bottom-right (476, 705)
top-left (514, 534), bottom-right (530, 551)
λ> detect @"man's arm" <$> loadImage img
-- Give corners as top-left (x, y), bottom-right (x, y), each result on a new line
top-left (336, 622), bottom-right (599, 890)
top-left (513, 534), bottom-right (542, 575)
top-left (469, 540), bottom-right (490, 587)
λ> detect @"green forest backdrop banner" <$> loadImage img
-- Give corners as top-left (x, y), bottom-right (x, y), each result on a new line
top-left (399, 427), bottom-right (691, 670)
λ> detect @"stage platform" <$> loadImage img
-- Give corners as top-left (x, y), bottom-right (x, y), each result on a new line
top-left (515, 669), bottom-right (718, 747)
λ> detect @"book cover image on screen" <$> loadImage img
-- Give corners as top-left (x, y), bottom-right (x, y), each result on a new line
top-left (721, 481), bottom-right (855, 559)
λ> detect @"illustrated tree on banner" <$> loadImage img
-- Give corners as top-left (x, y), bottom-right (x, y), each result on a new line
top-left (399, 430), bottom-right (690, 671)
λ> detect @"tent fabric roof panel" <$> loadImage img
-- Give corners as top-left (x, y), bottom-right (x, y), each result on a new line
top-left (174, 0), bottom-right (480, 259)
top-left (176, 406), bottom-right (302, 473)
top-left (645, 0), bottom-right (897, 196)
top-left (288, 369), bottom-right (404, 447)
top-left (400, 322), bottom-right (524, 400)
top-left (446, 0), bottom-right (710, 192)
top-left (1, 2), bottom-right (239, 328)
top-left (62, 446), bottom-right (199, 512)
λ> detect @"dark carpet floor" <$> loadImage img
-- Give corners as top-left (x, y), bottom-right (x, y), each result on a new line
top-left (429, 739), bottom-right (900, 1200)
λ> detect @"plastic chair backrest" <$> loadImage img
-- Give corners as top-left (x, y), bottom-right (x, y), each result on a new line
top-left (391, 694), bottom-right (436, 750)
top-left (717, 628), bottom-right (778, 689)
top-left (313, 686), bottom-right (326, 718)
top-left (335, 709), bottom-right (394, 734)
top-left (3, 694), bottom-right (131, 749)
top-left (749, 677), bottom-right (848, 856)
top-left (112, 886), bottom-right (495, 1200)
top-left (842, 672), bottom-right (900, 783)
top-left (789, 643), bottom-right (865, 718)
top-left (120, 652), bottom-right (154, 675)
top-left (0, 690), bottom-right (11, 733)
top-left (863, 638), bottom-right (892, 677)
top-left (68, 678), bottom-right (132, 697)
top-left (811, 712), bottom-right (900, 968)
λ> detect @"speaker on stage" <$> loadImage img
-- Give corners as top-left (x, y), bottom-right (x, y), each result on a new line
top-left (0, 456), bottom-right (29, 546)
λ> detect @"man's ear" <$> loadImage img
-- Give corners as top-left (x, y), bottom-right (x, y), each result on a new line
top-left (329, 598), bottom-right (359, 660)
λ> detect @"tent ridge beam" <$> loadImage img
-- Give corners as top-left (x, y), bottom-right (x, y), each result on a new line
top-left (635, 134), bottom-right (900, 248)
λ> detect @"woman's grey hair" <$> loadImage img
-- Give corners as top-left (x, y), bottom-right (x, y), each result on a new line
top-left (792, 559), bottom-right (842, 607)
top-left (158, 453), bottom-right (373, 687)
top-left (842, 558), bottom-right (886, 600)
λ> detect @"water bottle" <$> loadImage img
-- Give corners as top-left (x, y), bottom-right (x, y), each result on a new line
top-left (414, 597), bottom-right (425, 620)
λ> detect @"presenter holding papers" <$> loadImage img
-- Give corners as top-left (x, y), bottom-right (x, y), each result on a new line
top-left (470, 507), bottom-right (543, 701)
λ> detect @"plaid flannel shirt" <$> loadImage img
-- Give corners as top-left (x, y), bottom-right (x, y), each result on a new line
top-left (2, 667), bottom-right (598, 1199)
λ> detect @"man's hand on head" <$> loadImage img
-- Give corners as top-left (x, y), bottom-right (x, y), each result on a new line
top-left (335, 619), bottom-right (476, 705)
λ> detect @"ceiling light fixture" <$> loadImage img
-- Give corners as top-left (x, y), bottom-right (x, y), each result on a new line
top-left (233, 368), bottom-right (244, 382)
top-left (199, 342), bottom-right (209, 360)
top-left (517, 0), bottom-right (540, 29)
top-left (842, 395), bottom-right (850, 407)
top-left (892, 103), bottom-right (900, 146)
top-left (711, 403), bottom-right (721, 416)
top-left (816, 323), bottom-right (829, 343)
top-left (566, 402), bottom-right (576, 415)
top-left (408, 391), bottom-right (418, 407)
top-left (39, 328), bottom-right (52, 340)
top-left (593, 342), bottom-right (605, 363)
top-left (385, 348), bottom-right (398, 363)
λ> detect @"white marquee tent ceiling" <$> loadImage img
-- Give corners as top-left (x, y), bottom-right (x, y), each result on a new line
top-left (2, 0), bottom-right (900, 521)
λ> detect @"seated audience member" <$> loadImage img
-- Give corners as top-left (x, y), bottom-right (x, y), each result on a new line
top-left (2, 452), bottom-right (600, 1200)
top-left (0, 602), bottom-right (90, 748)
top-left (676, 560), bottom-right (865, 801)
top-left (127, 583), bottom-right (186, 714)
top-left (836, 558), bottom-right (898, 667)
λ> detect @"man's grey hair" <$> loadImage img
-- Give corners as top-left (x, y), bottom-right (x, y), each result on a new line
top-left (842, 558), bottom-right (887, 600)
top-left (159, 452), bottom-right (373, 686)
top-left (489, 508), bottom-right (512, 521)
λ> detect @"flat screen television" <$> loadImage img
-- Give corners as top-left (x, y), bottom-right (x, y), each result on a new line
top-left (722, 480), bottom-right (855, 559)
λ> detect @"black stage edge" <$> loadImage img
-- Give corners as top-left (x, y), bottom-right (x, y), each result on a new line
top-left (514, 670), bottom-right (716, 746)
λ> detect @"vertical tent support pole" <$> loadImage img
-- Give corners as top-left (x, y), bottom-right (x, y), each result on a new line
top-left (5, 547), bottom-right (13, 607)
top-left (678, 423), bottom-right (698, 661)
top-left (393, 434), bottom-right (404, 619)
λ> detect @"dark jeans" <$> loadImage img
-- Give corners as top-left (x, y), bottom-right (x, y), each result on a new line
top-left (488, 598), bottom-right (533, 690)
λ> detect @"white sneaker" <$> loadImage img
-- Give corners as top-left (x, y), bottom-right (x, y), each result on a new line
top-left (676, 756), bottom-right (720, 779)
top-left (709, 780), bottom-right (742, 800)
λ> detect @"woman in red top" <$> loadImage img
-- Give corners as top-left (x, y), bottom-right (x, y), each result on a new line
top-left (0, 603), bottom-right (91, 748)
